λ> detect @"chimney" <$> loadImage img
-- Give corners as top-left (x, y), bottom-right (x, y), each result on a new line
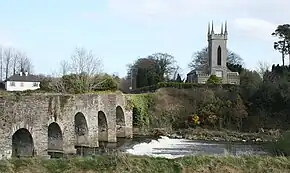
top-left (25, 71), bottom-right (28, 76)
top-left (19, 72), bottom-right (22, 76)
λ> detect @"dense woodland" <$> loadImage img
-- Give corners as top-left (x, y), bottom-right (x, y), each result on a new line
top-left (2, 24), bottom-right (290, 133)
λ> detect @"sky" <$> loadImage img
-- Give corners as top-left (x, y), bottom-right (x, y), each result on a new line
top-left (0, 0), bottom-right (289, 78)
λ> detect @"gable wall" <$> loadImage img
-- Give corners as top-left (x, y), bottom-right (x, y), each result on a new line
top-left (5, 81), bottom-right (40, 91)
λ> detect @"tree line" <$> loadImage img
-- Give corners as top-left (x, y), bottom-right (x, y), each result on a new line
top-left (0, 46), bottom-right (33, 81)
top-left (119, 23), bottom-right (290, 91)
top-left (119, 46), bottom-right (250, 92)
top-left (39, 47), bottom-right (118, 93)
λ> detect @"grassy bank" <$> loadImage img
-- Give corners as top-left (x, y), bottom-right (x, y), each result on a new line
top-left (128, 88), bottom-right (282, 144)
top-left (128, 88), bottom-right (283, 139)
top-left (1, 154), bottom-right (290, 173)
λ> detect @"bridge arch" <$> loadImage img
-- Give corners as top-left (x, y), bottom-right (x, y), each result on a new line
top-left (98, 111), bottom-right (108, 142)
top-left (48, 122), bottom-right (63, 153)
top-left (116, 106), bottom-right (126, 138)
top-left (12, 128), bottom-right (34, 158)
top-left (74, 112), bottom-right (89, 145)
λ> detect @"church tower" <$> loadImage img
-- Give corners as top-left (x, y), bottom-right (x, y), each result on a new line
top-left (207, 21), bottom-right (228, 83)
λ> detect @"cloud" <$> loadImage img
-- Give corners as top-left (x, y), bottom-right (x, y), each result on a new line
top-left (107, 0), bottom-right (198, 21)
top-left (107, 0), bottom-right (250, 21)
top-left (107, 0), bottom-right (290, 23)
top-left (233, 18), bottom-right (277, 41)
top-left (106, 0), bottom-right (290, 42)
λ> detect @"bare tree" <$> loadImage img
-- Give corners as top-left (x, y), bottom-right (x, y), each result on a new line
top-left (17, 52), bottom-right (33, 73)
top-left (256, 61), bottom-right (270, 78)
top-left (0, 46), bottom-right (3, 81)
top-left (69, 47), bottom-right (104, 91)
top-left (3, 47), bottom-right (14, 80)
top-left (0, 47), bottom-right (34, 79)
top-left (12, 51), bottom-right (20, 75)
top-left (70, 47), bottom-right (103, 76)
top-left (50, 47), bottom-right (104, 92)
top-left (59, 60), bottom-right (70, 76)
top-left (189, 47), bottom-right (244, 72)
top-left (47, 47), bottom-right (106, 93)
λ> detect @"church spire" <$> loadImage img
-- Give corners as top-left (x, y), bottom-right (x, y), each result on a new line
top-left (207, 22), bottom-right (210, 35)
top-left (221, 22), bottom-right (223, 34)
top-left (211, 20), bottom-right (214, 34)
top-left (224, 21), bottom-right (228, 34)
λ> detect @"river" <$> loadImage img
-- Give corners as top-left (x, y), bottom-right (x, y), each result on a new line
top-left (95, 136), bottom-right (269, 159)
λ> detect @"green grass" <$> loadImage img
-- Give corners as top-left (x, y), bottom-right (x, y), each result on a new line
top-left (1, 154), bottom-right (290, 173)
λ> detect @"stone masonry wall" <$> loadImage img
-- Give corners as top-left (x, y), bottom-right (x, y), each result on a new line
top-left (0, 93), bottom-right (132, 159)
top-left (116, 94), bottom-right (133, 138)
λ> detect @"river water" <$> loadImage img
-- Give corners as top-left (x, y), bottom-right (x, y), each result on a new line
top-left (120, 136), bottom-right (268, 158)
top-left (114, 136), bottom-right (269, 159)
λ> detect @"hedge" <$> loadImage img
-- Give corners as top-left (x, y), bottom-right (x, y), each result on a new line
top-left (131, 82), bottom-right (238, 93)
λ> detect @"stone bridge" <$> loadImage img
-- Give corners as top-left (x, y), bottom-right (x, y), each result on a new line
top-left (0, 93), bottom-right (133, 159)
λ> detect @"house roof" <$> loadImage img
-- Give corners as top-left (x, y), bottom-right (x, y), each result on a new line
top-left (5, 74), bottom-right (40, 82)
top-left (187, 70), bottom-right (196, 75)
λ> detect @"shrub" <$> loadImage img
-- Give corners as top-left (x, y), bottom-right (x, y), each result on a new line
top-left (94, 75), bottom-right (118, 91)
top-left (132, 82), bottom-right (237, 93)
top-left (206, 75), bottom-right (222, 84)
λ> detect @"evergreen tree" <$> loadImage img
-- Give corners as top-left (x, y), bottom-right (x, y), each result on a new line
top-left (176, 74), bottom-right (182, 83)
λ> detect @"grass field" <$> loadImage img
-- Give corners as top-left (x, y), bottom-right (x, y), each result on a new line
top-left (1, 154), bottom-right (290, 173)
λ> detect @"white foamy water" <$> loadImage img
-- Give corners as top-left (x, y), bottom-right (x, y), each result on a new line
top-left (125, 136), bottom-right (268, 159)
top-left (125, 136), bottom-right (218, 159)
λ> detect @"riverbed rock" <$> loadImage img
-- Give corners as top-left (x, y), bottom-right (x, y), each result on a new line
top-left (151, 128), bottom-right (168, 137)
top-left (164, 128), bottom-right (276, 144)
top-left (259, 128), bottom-right (265, 133)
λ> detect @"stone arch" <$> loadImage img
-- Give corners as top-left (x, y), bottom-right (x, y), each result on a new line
top-left (116, 106), bottom-right (125, 126)
top-left (217, 45), bottom-right (222, 65)
top-left (116, 106), bottom-right (126, 138)
top-left (12, 128), bottom-right (34, 158)
top-left (98, 111), bottom-right (108, 142)
top-left (48, 122), bottom-right (63, 152)
top-left (74, 112), bottom-right (89, 145)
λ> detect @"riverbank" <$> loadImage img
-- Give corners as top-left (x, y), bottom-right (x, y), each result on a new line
top-left (133, 127), bottom-right (280, 144)
top-left (2, 154), bottom-right (290, 173)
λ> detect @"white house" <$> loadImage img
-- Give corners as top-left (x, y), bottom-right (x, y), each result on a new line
top-left (5, 71), bottom-right (40, 91)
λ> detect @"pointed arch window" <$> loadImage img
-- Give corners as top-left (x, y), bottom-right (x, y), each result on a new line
top-left (217, 46), bottom-right (221, 65)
